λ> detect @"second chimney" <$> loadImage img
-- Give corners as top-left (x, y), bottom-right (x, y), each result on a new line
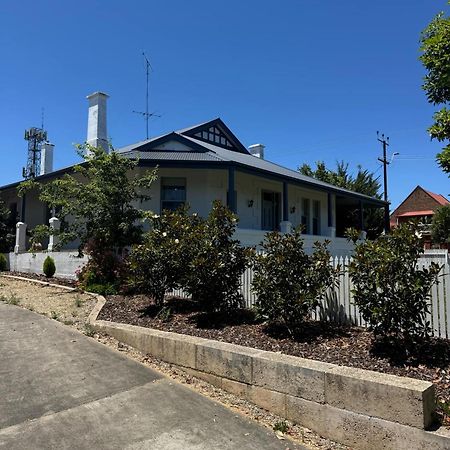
top-left (86, 92), bottom-right (109, 152)
top-left (248, 143), bottom-right (265, 159)
top-left (40, 142), bottom-right (54, 175)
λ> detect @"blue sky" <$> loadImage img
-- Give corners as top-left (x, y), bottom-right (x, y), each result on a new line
top-left (1, 0), bottom-right (448, 209)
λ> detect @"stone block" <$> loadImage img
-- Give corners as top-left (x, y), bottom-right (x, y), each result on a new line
top-left (195, 340), bottom-right (260, 384)
top-left (286, 394), bottom-right (448, 450)
top-left (325, 365), bottom-right (436, 429)
top-left (252, 352), bottom-right (330, 402)
top-left (247, 385), bottom-right (286, 417)
top-left (221, 378), bottom-right (249, 397)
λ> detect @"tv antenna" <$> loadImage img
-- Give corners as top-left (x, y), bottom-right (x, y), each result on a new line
top-left (133, 52), bottom-right (161, 140)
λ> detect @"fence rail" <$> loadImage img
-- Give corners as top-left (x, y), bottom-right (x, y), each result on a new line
top-left (170, 255), bottom-right (450, 339)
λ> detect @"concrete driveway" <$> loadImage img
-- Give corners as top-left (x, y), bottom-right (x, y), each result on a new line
top-left (0, 303), bottom-right (303, 449)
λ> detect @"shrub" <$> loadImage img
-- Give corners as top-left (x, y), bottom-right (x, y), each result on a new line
top-left (183, 201), bottom-right (250, 313)
top-left (77, 240), bottom-right (123, 294)
top-left (43, 256), bottom-right (56, 278)
top-left (252, 228), bottom-right (338, 332)
top-left (126, 206), bottom-right (199, 306)
top-left (431, 205), bottom-right (450, 245)
top-left (349, 223), bottom-right (441, 344)
top-left (0, 254), bottom-right (7, 271)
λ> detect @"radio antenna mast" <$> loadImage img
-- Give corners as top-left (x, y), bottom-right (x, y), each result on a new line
top-left (133, 52), bottom-right (161, 139)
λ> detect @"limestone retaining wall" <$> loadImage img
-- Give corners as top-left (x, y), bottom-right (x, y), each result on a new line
top-left (90, 309), bottom-right (450, 450)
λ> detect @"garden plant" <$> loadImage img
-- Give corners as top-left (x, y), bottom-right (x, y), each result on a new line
top-left (252, 227), bottom-right (338, 334)
top-left (349, 223), bottom-right (442, 348)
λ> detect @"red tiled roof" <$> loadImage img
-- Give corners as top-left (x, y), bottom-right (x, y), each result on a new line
top-left (425, 190), bottom-right (449, 206)
top-left (397, 210), bottom-right (434, 217)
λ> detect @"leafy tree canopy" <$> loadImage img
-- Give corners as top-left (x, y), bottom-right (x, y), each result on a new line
top-left (299, 161), bottom-right (381, 197)
top-left (431, 204), bottom-right (450, 244)
top-left (18, 144), bottom-right (157, 254)
top-left (420, 3), bottom-right (450, 174)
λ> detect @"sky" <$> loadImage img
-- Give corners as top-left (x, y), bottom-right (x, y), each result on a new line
top-left (0, 0), bottom-right (448, 209)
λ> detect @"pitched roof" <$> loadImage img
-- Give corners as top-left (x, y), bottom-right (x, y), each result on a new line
top-left (0, 118), bottom-right (385, 206)
top-left (115, 120), bottom-right (385, 205)
top-left (425, 189), bottom-right (449, 206)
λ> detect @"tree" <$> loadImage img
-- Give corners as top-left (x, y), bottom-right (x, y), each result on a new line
top-left (299, 161), bottom-right (383, 238)
top-left (19, 144), bottom-right (157, 288)
top-left (0, 199), bottom-right (15, 253)
top-left (420, 4), bottom-right (450, 174)
top-left (431, 205), bottom-right (450, 244)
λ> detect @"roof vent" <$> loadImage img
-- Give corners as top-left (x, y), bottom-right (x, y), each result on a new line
top-left (248, 143), bottom-right (265, 159)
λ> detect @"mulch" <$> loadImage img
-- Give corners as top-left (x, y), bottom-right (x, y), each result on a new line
top-left (4, 271), bottom-right (77, 288)
top-left (98, 294), bottom-right (450, 426)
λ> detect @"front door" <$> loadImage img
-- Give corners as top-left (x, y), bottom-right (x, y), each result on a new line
top-left (261, 191), bottom-right (281, 231)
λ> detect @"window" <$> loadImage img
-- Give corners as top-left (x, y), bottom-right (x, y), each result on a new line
top-left (313, 200), bottom-right (321, 235)
top-left (301, 198), bottom-right (310, 234)
top-left (161, 177), bottom-right (186, 211)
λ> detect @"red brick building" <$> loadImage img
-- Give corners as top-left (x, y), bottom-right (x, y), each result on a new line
top-left (390, 186), bottom-right (449, 248)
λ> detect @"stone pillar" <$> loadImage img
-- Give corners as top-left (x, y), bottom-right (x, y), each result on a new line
top-left (280, 221), bottom-right (292, 234)
top-left (48, 217), bottom-right (61, 252)
top-left (14, 222), bottom-right (27, 254)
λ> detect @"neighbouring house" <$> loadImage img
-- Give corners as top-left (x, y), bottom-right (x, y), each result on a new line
top-left (0, 92), bottom-right (386, 257)
top-left (390, 185), bottom-right (450, 249)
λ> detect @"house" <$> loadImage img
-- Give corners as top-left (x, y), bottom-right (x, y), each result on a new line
top-left (390, 185), bottom-right (449, 249)
top-left (0, 92), bottom-right (386, 256)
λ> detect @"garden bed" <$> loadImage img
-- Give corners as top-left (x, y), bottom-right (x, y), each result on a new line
top-left (5, 271), bottom-right (77, 288)
top-left (98, 294), bottom-right (450, 424)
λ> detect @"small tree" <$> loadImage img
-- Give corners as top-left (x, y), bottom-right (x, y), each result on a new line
top-left (349, 223), bottom-right (441, 345)
top-left (19, 144), bottom-right (157, 288)
top-left (252, 228), bottom-right (338, 333)
top-left (126, 207), bottom-right (200, 306)
top-left (183, 201), bottom-right (250, 313)
top-left (431, 205), bottom-right (450, 245)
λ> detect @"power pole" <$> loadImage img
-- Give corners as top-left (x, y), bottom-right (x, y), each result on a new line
top-left (377, 131), bottom-right (391, 233)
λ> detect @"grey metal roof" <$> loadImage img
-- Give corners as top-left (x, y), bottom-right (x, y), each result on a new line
top-left (0, 119), bottom-right (386, 206)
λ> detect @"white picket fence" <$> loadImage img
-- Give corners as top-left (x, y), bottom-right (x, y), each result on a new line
top-left (170, 255), bottom-right (450, 339)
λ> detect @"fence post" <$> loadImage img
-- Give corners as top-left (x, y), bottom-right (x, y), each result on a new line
top-left (14, 222), bottom-right (27, 254)
top-left (48, 217), bottom-right (60, 252)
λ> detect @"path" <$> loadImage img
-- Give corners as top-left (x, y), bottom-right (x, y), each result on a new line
top-left (0, 303), bottom-right (302, 449)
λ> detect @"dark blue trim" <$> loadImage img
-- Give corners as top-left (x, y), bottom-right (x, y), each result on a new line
top-left (282, 181), bottom-right (289, 222)
top-left (227, 167), bottom-right (236, 213)
top-left (327, 193), bottom-right (333, 227)
top-left (359, 200), bottom-right (364, 231)
top-left (180, 118), bottom-right (250, 154)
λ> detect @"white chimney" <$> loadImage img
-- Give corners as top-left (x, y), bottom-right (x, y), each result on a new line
top-left (248, 143), bottom-right (265, 159)
top-left (40, 142), bottom-right (54, 175)
top-left (86, 91), bottom-right (109, 152)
